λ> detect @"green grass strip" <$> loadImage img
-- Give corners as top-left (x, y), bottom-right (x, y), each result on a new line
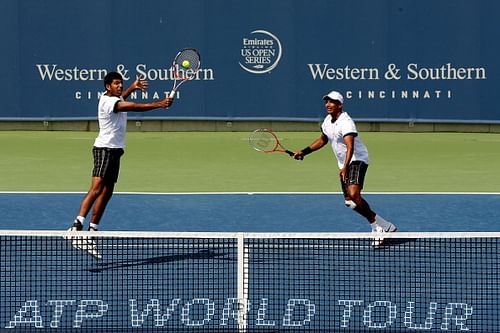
top-left (1, 131), bottom-right (499, 192)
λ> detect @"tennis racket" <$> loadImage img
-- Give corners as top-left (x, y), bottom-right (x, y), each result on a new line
top-left (249, 128), bottom-right (295, 157)
top-left (168, 48), bottom-right (201, 98)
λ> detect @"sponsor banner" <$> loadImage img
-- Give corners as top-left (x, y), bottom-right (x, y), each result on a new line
top-left (1, 0), bottom-right (499, 122)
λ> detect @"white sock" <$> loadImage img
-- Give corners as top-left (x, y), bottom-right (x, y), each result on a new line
top-left (89, 223), bottom-right (98, 231)
top-left (76, 216), bottom-right (85, 224)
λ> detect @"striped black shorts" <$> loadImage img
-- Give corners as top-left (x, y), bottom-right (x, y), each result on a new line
top-left (92, 147), bottom-right (124, 183)
top-left (340, 161), bottom-right (368, 196)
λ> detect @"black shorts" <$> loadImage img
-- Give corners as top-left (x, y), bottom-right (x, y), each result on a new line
top-left (340, 161), bottom-right (368, 197)
top-left (92, 147), bottom-right (124, 183)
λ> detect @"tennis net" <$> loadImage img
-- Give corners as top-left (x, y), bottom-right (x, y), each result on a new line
top-left (1, 230), bottom-right (499, 332)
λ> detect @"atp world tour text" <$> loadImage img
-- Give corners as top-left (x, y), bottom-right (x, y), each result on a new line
top-left (5, 297), bottom-right (473, 330)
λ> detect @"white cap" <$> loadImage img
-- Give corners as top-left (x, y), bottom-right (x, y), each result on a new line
top-left (323, 91), bottom-right (344, 104)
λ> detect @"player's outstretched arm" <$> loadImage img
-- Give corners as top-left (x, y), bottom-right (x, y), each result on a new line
top-left (293, 133), bottom-right (328, 160)
top-left (115, 98), bottom-right (173, 112)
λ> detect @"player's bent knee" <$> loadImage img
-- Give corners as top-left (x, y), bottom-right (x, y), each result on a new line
top-left (344, 200), bottom-right (357, 210)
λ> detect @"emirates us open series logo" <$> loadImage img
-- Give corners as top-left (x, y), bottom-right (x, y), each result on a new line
top-left (239, 30), bottom-right (282, 74)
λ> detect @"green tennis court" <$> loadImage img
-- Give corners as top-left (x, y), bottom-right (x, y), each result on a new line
top-left (1, 130), bottom-right (499, 193)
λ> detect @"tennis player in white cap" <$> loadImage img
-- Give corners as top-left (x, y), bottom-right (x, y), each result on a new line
top-left (293, 91), bottom-right (397, 246)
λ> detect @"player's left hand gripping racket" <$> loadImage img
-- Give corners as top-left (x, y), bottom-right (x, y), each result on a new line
top-left (169, 48), bottom-right (201, 98)
top-left (249, 128), bottom-right (295, 157)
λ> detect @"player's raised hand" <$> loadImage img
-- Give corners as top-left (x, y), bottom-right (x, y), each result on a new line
top-left (132, 74), bottom-right (149, 91)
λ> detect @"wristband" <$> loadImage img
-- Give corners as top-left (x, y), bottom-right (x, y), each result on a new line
top-left (301, 146), bottom-right (313, 155)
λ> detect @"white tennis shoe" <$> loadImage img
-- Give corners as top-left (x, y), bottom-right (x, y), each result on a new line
top-left (65, 223), bottom-right (102, 259)
top-left (371, 223), bottom-right (397, 247)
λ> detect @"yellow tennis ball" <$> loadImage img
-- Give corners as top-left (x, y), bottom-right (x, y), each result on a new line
top-left (181, 60), bottom-right (190, 68)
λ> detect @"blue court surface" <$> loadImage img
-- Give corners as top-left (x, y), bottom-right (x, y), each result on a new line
top-left (0, 192), bottom-right (499, 232)
top-left (1, 192), bottom-right (500, 332)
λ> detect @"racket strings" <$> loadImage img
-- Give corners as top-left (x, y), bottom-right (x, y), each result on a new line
top-left (249, 131), bottom-right (279, 152)
top-left (174, 49), bottom-right (201, 80)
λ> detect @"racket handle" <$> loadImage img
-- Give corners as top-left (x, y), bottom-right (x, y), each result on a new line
top-left (169, 90), bottom-right (176, 98)
top-left (286, 150), bottom-right (304, 160)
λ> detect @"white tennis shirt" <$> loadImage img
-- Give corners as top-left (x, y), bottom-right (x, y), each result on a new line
top-left (321, 112), bottom-right (369, 168)
top-left (94, 94), bottom-right (127, 148)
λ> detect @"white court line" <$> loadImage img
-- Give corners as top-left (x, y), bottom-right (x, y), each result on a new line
top-left (1, 191), bottom-right (499, 195)
top-left (3, 230), bottom-right (500, 239)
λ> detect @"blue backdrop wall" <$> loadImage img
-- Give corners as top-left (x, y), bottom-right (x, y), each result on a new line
top-left (1, 0), bottom-right (498, 123)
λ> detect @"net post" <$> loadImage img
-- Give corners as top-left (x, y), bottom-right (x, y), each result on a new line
top-left (237, 232), bottom-right (248, 332)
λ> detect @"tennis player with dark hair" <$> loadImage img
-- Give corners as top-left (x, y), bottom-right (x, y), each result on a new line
top-left (69, 72), bottom-right (173, 233)
top-left (293, 91), bottom-right (396, 246)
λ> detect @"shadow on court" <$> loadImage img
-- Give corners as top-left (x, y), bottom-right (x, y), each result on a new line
top-left (87, 250), bottom-right (228, 273)
top-left (377, 238), bottom-right (416, 248)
